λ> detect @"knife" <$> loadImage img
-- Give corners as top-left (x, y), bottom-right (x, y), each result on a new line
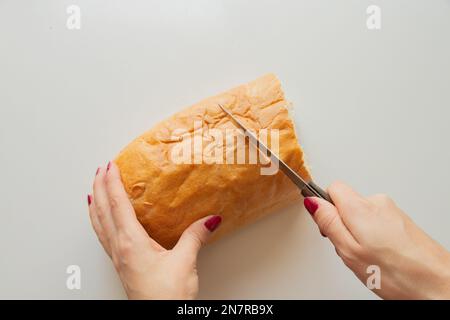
top-left (218, 104), bottom-right (333, 204)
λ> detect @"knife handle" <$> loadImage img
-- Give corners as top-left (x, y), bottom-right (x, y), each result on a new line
top-left (301, 181), bottom-right (334, 205)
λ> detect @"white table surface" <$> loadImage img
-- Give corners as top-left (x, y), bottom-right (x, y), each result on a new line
top-left (1, 0), bottom-right (449, 299)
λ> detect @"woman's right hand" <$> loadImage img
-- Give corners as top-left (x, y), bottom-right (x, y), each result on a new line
top-left (304, 182), bottom-right (450, 299)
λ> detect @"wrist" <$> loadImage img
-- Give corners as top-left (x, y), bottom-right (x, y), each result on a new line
top-left (430, 251), bottom-right (450, 299)
top-left (125, 287), bottom-right (196, 300)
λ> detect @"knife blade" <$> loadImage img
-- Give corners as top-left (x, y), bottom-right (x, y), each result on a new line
top-left (218, 103), bottom-right (333, 203)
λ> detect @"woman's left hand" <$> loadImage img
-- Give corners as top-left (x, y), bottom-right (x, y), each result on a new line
top-left (87, 162), bottom-right (222, 299)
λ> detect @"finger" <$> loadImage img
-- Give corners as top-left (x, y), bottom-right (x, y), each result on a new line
top-left (304, 197), bottom-right (360, 251)
top-left (327, 181), bottom-right (372, 234)
top-left (87, 194), bottom-right (112, 257)
top-left (93, 166), bottom-right (116, 241)
top-left (173, 215), bottom-right (222, 262)
top-left (103, 161), bottom-right (164, 254)
top-left (104, 162), bottom-right (148, 235)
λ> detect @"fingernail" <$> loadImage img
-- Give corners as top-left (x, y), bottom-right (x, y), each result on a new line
top-left (107, 162), bottom-right (111, 171)
top-left (87, 194), bottom-right (92, 205)
top-left (304, 197), bottom-right (319, 215)
top-left (204, 215), bottom-right (222, 232)
top-left (95, 167), bottom-right (100, 176)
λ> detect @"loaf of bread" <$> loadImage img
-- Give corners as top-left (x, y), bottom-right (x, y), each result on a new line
top-left (115, 74), bottom-right (311, 249)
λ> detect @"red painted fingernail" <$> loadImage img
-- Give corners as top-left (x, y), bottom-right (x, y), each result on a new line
top-left (95, 167), bottom-right (100, 176)
top-left (87, 194), bottom-right (92, 205)
top-left (107, 162), bottom-right (111, 171)
top-left (204, 215), bottom-right (222, 232)
top-left (304, 197), bottom-right (319, 215)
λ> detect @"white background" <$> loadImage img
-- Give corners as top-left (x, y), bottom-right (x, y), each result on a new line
top-left (0, 0), bottom-right (449, 299)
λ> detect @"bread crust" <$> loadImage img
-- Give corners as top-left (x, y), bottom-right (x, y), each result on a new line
top-left (115, 74), bottom-right (311, 249)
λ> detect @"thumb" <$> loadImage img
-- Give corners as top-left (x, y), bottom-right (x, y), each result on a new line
top-left (304, 197), bottom-right (357, 250)
top-left (173, 215), bottom-right (222, 259)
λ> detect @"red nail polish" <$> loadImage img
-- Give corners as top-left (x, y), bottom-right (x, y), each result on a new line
top-left (304, 197), bottom-right (319, 215)
top-left (204, 215), bottom-right (222, 232)
top-left (95, 167), bottom-right (100, 176)
top-left (87, 194), bottom-right (92, 205)
top-left (107, 162), bottom-right (111, 171)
